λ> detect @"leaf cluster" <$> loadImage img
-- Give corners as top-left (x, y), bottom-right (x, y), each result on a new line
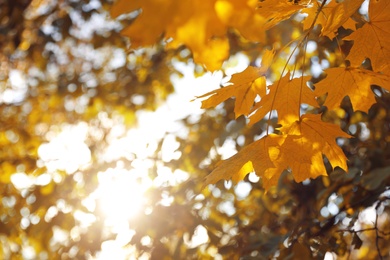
top-left (0, 0), bottom-right (390, 259)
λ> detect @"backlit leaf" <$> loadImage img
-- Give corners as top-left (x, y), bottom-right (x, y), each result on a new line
top-left (344, 0), bottom-right (390, 73)
top-left (197, 48), bottom-right (275, 117)
top-left (249, 73), bottom-right (318, 125)
top-left (111, 0), bottom-right (267, 70)
top-left (257, 0), bottom-right (304, 30)
top-left (205, 114), bottom-right (351, 189)
top-left (315, 67), bottom-right (390, 112)
top-left (282, 114), bottom-right (351, 182)
top-left (203, 134), bottom-right (282, 189)
top-left (321, 0), bottom-right (364, 39)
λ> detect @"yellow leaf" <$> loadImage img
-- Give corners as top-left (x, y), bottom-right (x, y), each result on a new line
top-left (197, 48), bottom-right (275, 117)
top-left (301, 0), bottom-right (358, 33)
top-left (192, 37), bottom-right (230, 71)
top-left (111, 0), bottom-right (268, 70)
top-left (257, 0), bottom-right (303, 30)
top-left (204, 115), bottom-right (350, 189)
top-left (114, 0), bottom-right (178, 47)
top-left (321, 0), bottom-right (364, 39)
top-left (315, 67), bottom-right (390, 112)
top-left (344, 0), bottom-right (390, 74)
top-left (342, 16), bottom-right (358, 31)
top-left (301, 1), bottom-right (328, 31)
top-left (203, 134), bottom-right (281, 189)
top-left (258, 46), bottom-right (275, 73)
top-left (215, 0), bottom-right (266, 42)
top-left (282, 114), bottom-right (351, 182)
top-left (249, 73), bottom-right (318, 125)
top-left (110, 0), bottom-right (139, 18)
top-left (197, 67), bottom-right (265, 117)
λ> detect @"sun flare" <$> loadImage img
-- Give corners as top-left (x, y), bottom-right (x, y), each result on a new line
top-left (95, 167), bottom-right (152, 224)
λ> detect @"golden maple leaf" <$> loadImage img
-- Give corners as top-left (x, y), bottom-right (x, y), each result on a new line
top-left (344, 0), bottom-right (390, 74)
top-left (249, 73), bottom-right (318, 125)
top-left (301, 0), bottom-right (333, 31)
top-left (301, 0), bottom-right (361, 35)
top-left (110, 0), bottom-right (366, 190)
top-left (203, 134), bottom-right (283, 189)
top-left (301, 1), bottom-right (329, 31)
top-left (111, 0), bottom-right (178, 47)
top-left (204, 115), bottom-right (351, 189)
top-left (215, 0), bottom-right (266, 42)
top-left (320, 0), bottom-right (364, 39)
top-left (280, 114), bottom-right (351, 182)
top-left (315, 67), bottom-right (390, 112)
top-left (111, 0), bottom-right (266, 70)
top-left (257, 0), bottom-right (305, 30)
top-left (197, 48), bottom-right (275, 118)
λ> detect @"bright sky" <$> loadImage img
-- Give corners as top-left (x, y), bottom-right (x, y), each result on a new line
top-left (88, 58), bottom-right (250, 259)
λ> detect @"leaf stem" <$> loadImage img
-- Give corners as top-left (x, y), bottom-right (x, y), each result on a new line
top-left (309, 0), bottom-right (329, 31)
top-left (298, 35), bottom-right (309, 122)
top-left (264, 0), bottom-right (329, 134)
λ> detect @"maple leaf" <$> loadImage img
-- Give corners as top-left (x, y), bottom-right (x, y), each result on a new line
top-left (302, 0), bottom-right (361, 35)
top-left (301, 1), bottom-right (329, 31)
top-left (320, 0), bottom-right (364, 39)
top-left (111, 0), bottom-right (267, 70)
top-left (215, 0), bottom-right (266, 42)
top-left (165, 0), bottom-right (229, 71)
top-left (315, 67), bottom-right (390, 112)
top-left (197, 48), bottom-right (275, 118)
top-left (257, 0), bottom-right (305, 30)
top-left (280, 114), bottom-right (352, 182)
top-left (111, 0), bottom-right (178, 47)
top-left (249, 73), bottom-right (318, 125)
top-left (344, 0), bottom-right (390, 74)
top-left (198, 71), bottom-right (266, 118)
top-left (204, 114), bottom-right (351, 189)
top-left (203, 134), bottom-right (283, 189)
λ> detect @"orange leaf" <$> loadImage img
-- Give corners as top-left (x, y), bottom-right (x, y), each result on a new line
top-left (321, 0), bottom-right (364, 39)
top-left (257, 0), bottom-right (304, 30)
top-left (204, 115), bottom-right (351, 189)
top-left (198, 67), bottom-right (266, 118)
top-left (281, 114), bottom-right (351, 182)
top-left (112, 0), bottom-right (178, 47)
top-left (203, 134), bottom-right (283, 189)
top-left (197, 48), bottom-right (275, 118)
top-left (215, 0), bottom-right (266, 42)
top-left (110, 0), bottom-right (141, 18)
top-left (344, 0), bottom-right (390, 74)
top-left (111, 0), bottom-right (268, 70)
top-left (301, 1), bottom-right (330, 31)
top-left (249, 73), bottom-right (318, 125)
top-left (315, 67), bottom-right (390, 112)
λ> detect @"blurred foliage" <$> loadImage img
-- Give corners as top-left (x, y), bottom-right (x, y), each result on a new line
top-left (0, 0), bottom-right (390, 259)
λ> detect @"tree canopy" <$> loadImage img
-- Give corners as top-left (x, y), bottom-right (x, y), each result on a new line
top-left (1, 0), bottom-right (390, 259)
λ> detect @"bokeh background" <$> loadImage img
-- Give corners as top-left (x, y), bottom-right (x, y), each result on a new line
top-left (1, 0), bottom-right (390, 259)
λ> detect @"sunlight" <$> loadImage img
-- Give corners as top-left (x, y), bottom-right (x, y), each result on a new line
top-left (90, 62), bottom-right (223, 225)
top-left (95, 167), bottom-right (150, 223)
top-left (38, 122), bottom-right (91, 174)
top-left (4, 0), bottom-right (387, 257)
top-left (33, 60), bottom-right (223, 258)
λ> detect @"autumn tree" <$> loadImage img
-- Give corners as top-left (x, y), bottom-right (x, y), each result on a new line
top-left (1, 0), bottom-right (390, 259)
